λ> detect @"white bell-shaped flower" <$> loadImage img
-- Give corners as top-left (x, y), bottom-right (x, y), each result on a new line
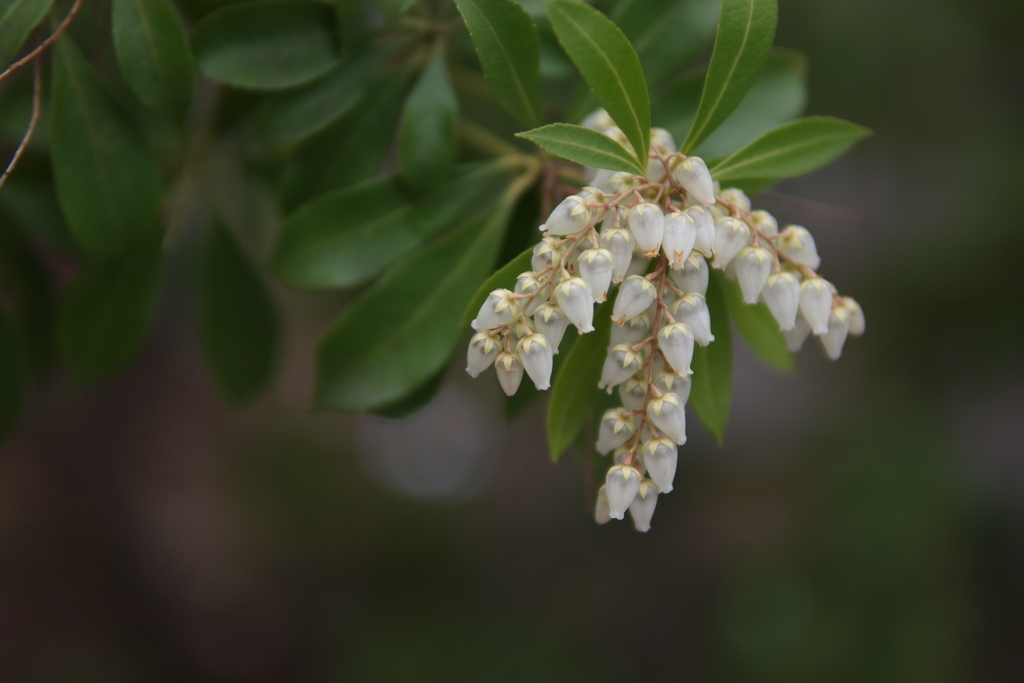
top-left (594, 485), bottom-right (612, 525)
top-left (596, 408), bottom-right (637, 454)
top-left (641, 438), bottom-right (678, 493)
top-left (471, 289), bottom-right (517, 331)
top-left (749, 209), bottom-right (778, 237)
top-left (610, 312), bottom-right (651, 346)
top-left (612, 275), bottom-right (657, 325)
top-left (514, 272), bottom-right (545, 315)
top-left (628, 479), bottom-right (659, 532)
top-left (779, 226), bottom-right (821, 270)
top-left (577, 248), bottom-right (614, 303)
top-left (657, 322), bottom-right (695, 375)
top-left (600, 226), bottom-right (635, 283)
top-left (581, 108), bottom-right (614, 132)
top-left (842, 297), bottom-right (866, 336)
top-left (569, 231), bottom-right (599, 272)
top-left (735, 246), bottom-right (773, 303)
top-left (687, 206), bottom-right (716, 256)
top-left (612, 446), bottom-right (630, 465)
top-left (672, 293), bottom-right (714, 345)
top-left (517, 333), bottom-right (554, 390)
top-left (669, 254), bottom-right (709, 295)
top-left (494, 351), bottom-right (523, 396)
top-left (599, 343), bottom-right (643, 391)
top-left (654, 370), bottom-right (691, 405)
top-left (819, 307), bottom-right (851, 360)
top-left (605, 464), bottom-right (642, 520)
top-left (624, 249), bottom-right (649, 279)
top-left (719, 187), bottom-right (751, 212)
top-left (532, 236), bottom-right (563, 272)
top-left (554, 277), bottom-right (595, 333)
top-left (650, 127), bottom-right (675, 152)
top-left (647, 392), bottom-right (687, 444)
top-left (466, 332), bottom-right (499, 378)
top-left (662, 211), bottom-right (697, 268)
top-left (799, 278), bottom-right (833, 335)
top-left (646, 155), bottom-right (670, 182)
top-left (618, 376), bottom-right (647, 411)
top-left (762, 272), bottom-right (801, 330)
top-left (533, 303), bottom-right (569, 351)
top-left (784, 314), bottom-right (812, 351)
top-left (626, 202), bottom-right (665, 256)
top-left (672, 156), bottom-right (716, 206)
top-left (712, 217), bottom-right (750, 269)
top-left (544, 195), bottom-right (592, 236)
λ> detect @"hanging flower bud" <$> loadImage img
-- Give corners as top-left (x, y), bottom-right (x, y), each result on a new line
top-left (629, 479), bottom-right (659, 532)
top-left (647, 393), bottom-right (687, 444)
top-left (605, 465), bottom-right (642, 520)
top-left (687, 206), bottom-right (716, 256)
top-left (672, 293), bottom-right (714, 346)
top-left (784, 314), bottom-right (812, 351)
top-left (600, 226), bottom-right (635, 283)
top-left (618, 376), bottom-right (647, 411)
top-left (471, 289), bottom-right (517, 331)
top-left (494, 352), bottom-right (523, 396)
top-left (779, 226), bottom-right (821, 270)
top-left (610, 312), bottom-right (651, 346)
top-left (842, 297), bottom-right (866, 336)
top-left (662, 211), bottom-right (697, 268)
top-left (650, 127), bottom-right (675, 152)
top-left (712, 217), bottom-right (750, 269)
top-left (654, 370), bottom-right (691, 405)
top-left (672, 156), bottom-right (715, 206)
top-left (749, 210), bottom-right (778, 237)
top-left (669, 254), bottom-right (709, 295)
top-left (819, 306), bottom-right (851, 360)
top-left (596, 408), bottom-right (637, 454)
top-left (646, 155), bottom-right (670, 182)
top-left (533, 303), bottom-right (569, 351)
top-left (657, 322), bottom-right (695, 375)
top-left (641, 438), bottom-right (678, 493)
top-left (517, 333), bottom-right (554, 390)
top-left (532, 236), bottom-right (563, 272)
top-left (544, 195), bottom-right (592, 236)
top-left (599, 344), bottom-right (644, 391)
top-left (719, 187), bottom-right (751, 212)
top-left (613, 275), bottom-right (657, 325)
top-left (626, 202), bottom-right (665, 256)
top-left (581, 108), bottom-right (614, 132)
top-left (466, 332), bottom-right (499, 378)
top-left (625, 249), bottom-right (649, 279)
top-left (554, 277), bottom-right (595, 333)
top-left (799, 278), bottom-right (833, 335)
top-left (612, 447), bottom-right (630, 465)
top-left (735, 246), bottom-right (773, 303)
top-left (514, 272), bottom-right (544, 315)
top-left (762, 272), bottom-right (801, 330)
top-left (578, 248), bottom-right (615, 303)
top-left (594, 485), bottom-right (612, 525)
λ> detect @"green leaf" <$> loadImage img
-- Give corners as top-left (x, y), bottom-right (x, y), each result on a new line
top-left (717, 270), bottom-right (793, 372)
top-left (547, 298), bottom-right (613, 462)
top-left (200, 223), bottom-right (280, 403)
top-left (544, 0), bottom-right (650, 166)
top-left (689, 271), bottom-right (732, 445)
top-left (57, 228), bottom-right (163, 385)
top-left (711, 116), bottom-right (871, 181)
top-left (0, 0), bottom-right (54, 65)
top-left (610, 0), bottom-right (719, 87)
top-left (112, 0), bottom-right (194, 118)
top-left (460, 246), bottom-right (533, 331)
top-left (370, 367), bottom-right (447, 419)
top-left (399, 44), bottom-right (458, 194)
top-left (0, 306), bottom-right (29, 441)
top-left (681, 0), bottom-right (777, 153)
top-left (191, 0), bottom-right (339, 90)
top-left (314, 200), bottom-right (514, 412)
top-left (454, 0), bottom-right (543, 127)
top-left (50, 37), bottom-right (162, 257)
top-left (517, 123), bottom-right (646, 174)
top-left (0, 226), bottom-right (56, 377)
top-left (273, 162), bottom-right (516, 290)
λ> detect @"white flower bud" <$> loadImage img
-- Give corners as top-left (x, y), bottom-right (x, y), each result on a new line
top-left (819, 306), bottom-right (851, 360)
top-left (605, 464), bottom-right (642, 520)
top-left (647, 392), bottom-right (686, 444)
top-left (612, 446), bottom-right (630, 465)
top-left (669, 253), bottom-right (709, 295)
top-left (749, 210), bottom-right (778, 237)
top-left (784, 313), bottom-right (812, 351)
top-left (596, 408), bottom-right (637, 454)
top-left (554, 277), bottom-right (594, 333)
top-left (712, 217), bottom-right (750, 269)
top-left (672, 156), bottom-right (715, 206)
top-left (628, 479), bottom-right (659, 532)
top-left (544, 195), bottom-right (591, 236)
top-left (735, 246), bottom-right (773, 303)
top-left (618, 376), bottom-right (647, 411)
top-left (471, 289), bottom-right (517, 331)
top-left (626, 202), bottom-right (665, 256)
top-left (799, 278), bottom-right (833, 335)
top-left (641, 438), bottom-right (677, 493)
top-left (610, 312), bottom-right (651, 346)
top-left (602, 126), bottom-right (632, 152)
top-left (533, 303), bottom-right (569, 351)
top-left (514, 272), bottom-right (545, 315)
top-left (762, 272), bottom-right (801, 330)
top-left (516, 333), bottom-right (554, 390)
top-left (599, 343), bottom-right (643, 391)
top-left (624, 248), bottom-right (649, 279)
top-left (653, 370), bottom-right (691, 405)
top-left (594, 485), bottom-right (612, 525)
top-left (672, 293), bottom-right (714, 346)
top-left (662, 211), bottom-right (697, 268)
top-left (650, 127), bottom-right (675, 152)
top-left (613, 275), bottom-right (657, 325)
top-left (779, 226), bottom-right (821, 270)
top-left (466, 331), bottom-right (499, 378)
top-left (577, 248), bottom-right (614, 303)
top-left (581, 108), bottom-right (614, 132)
top-left (687, 206), bottom-right (716, 256)
top-left (494, 351), bottom-right (523, 396)
top-left (600, 226), bottom-right (635, 283)
top-left (646, 155), bottom-right (670, 182)
top-left (657, 322), bottom-right (695, 375)
top-left (719, 187), bottom-right (750, 212)
top-left (532, 236), bottom-right (563, 272)
top-left (842, 297), bottom-right (866, 336)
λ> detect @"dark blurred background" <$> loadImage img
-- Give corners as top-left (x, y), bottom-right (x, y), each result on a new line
top-left (2, 0), bottom-right (1024, 680)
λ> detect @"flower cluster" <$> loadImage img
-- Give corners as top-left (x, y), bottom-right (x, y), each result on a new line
top-left (468, 110), bottom-right (865, 532)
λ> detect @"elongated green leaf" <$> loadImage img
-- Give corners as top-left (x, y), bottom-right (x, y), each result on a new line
top-left (610, 0), bottom-right (719, 87)
top-left (0, 306), bottom-right (29, 440)
top-left (0, 0), bottom-right (53, 64)
top-left (273, 162), bottom-right (515, 290)
top-left (547, 298), bottom-right (613, 462)
top-left (314, 200), bottom-right (514, 411)
top-left (201, 224), bottom-right (280, 403)
top-left (711, 116), bottom-right (870, 181)
top-left (50, 38), bottom-right (162, 257)
top-left (370, 367), bottom-right (447, 419)
top-left (191, 1), bottom-right (339, 90)
top-left (544, 0), bottom-right (650, 166)
top-left (454, 0), bottom-right (542, 127)
top-left (689, 272), bottom-right (732, 445)
top-left (0, 226), bottom-right (55, 377)
top-left (461, 247), bottom-right (533, 330)
top-left (681, 0), bottom-right (777, 153)
top-left (717, 271), bottom-right (793, 372)
top-left (399, 44), bottom-right (458, 194)
top-left (112, 0), bottom-right (194, 118)
top-left (517, 123), bottom-right (646, 174)
top-left (57, 228), bottom-right (163, 385)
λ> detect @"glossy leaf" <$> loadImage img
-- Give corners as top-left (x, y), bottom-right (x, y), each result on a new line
top-left (454, 0), bottom-right (543, 127)
top-left (517, 123), bottom-right (646, 174)
top-left (547, 298), bottom-right (613, 462)
top-left (370, 368), bottom-right (447, 419)
top-left (112, 0), bottom-right (194, 118)
top-left (681, 0), bottom-right (777, 153)
top-left (460, 246), bottom-right (533, 330)
top-left (399, 44), bottom-right (458, 194)
top-left (0, 307), bottom-right (29, 441)
top-left (545, 0), bottom-right (650, 166)
top-left (50, 38), bottom-right (162, 257)
top-left (0, 0), bottom-right (54, 65)
top-left (201, 224), bottom-right (280, 403)
top-left (191, 1), bottom-right (339, 90)
top-left (717, 270), bottom-right (793, 372)
top-left (610, 0), bottom-right (718, 87)
top-left (689, 271), bottom-right (732, 445)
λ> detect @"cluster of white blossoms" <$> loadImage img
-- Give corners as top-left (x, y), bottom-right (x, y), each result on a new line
top-left (468, 110), bottom-right (865, 532)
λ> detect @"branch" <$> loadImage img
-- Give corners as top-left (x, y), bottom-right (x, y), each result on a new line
top-left (0, 0), bottom-right (83, 83)
top-left (0, 56), bottom-right (42, 192)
